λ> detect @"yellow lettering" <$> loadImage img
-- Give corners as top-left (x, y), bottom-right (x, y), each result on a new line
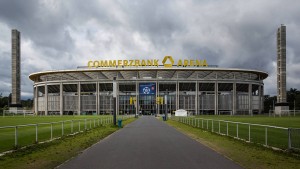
top-left (141, 60), bottom-right (146, 66)
top-left (135, 60), bottom-right (140, 66)
top-left (129, 60), bottom-right (134, 66)
top-left (184, 60), bottom-right (189, 67)
top-left (109, 60), bottom-right (116, 67)
top-left (147, 59), bottom-right (153, 66)
top-left (100, 60), bottom-right (108, 67)
top-left (153, 59), bottom-right (159, 66)
top-left (88, 61), bottom-right (93, 68)
top-left (177, 59), bottom-right (182, 66)
top-left (123, 60), bottom-right (128, 66)
top-left (203, 59), bottom-right (208, 67)
top-left (196, 60), bottom-right (200, 67)
top-left (190, 60), bottom-right (194, 66)
top-left (93, 61), bottom-right (99, 68)
top-left (117, 60), bottom-right (122, 67)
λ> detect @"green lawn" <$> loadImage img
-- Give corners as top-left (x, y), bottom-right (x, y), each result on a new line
top-left (0, 115), bottom-right (123, 153)
top-left (173, 115), bottom-right (300, 150)
top-left (194, 115), bottom-right (300, 128)
top-left (166, 120), bottom-right (300, 169)
top-left (0, 118), bottom-right (136, 169)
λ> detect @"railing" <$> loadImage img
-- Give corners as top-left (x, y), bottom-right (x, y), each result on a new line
top-left (3, 110), bottom-right (34, 117)
top-left (0, 115), bottom-right (134, 154)
top-left (171, 116), bottom-right (300, 151)
top-left (269, 110), bottom-right (300, 117)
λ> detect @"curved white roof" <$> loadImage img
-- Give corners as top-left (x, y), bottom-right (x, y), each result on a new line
top-left (29, 67), bottom-right (268, 82)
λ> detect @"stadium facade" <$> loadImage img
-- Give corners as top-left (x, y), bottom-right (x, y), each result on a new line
top-left (29, 56), bottom-right (268, 116)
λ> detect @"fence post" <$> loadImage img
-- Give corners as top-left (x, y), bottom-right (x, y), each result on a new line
top-left (62, 121), bottom-right (64, 136)
top-left (51, 123), bottom-right (53, 140)
top-left (94, 119), bottom-right (96, 127)
top-left (219, 121), bottom-right (220, 134)
top-left (98, 118), bottom-right (99, 126)
top-left (248, 124), bottom-right (251, 142)
top-left (36, 124), bottom-right (38, 143)
top-left (288, 128), bottom-right (291, 149)
top-left (212, 120), bottom-right (214, 132)
top-left (202, 119), bottom-right (203, 128)
top-left (226, 122), bottom-right (228, 136)
top-left (265, 127), bottom-right (268, 146)
top-left (85, 119), bottom-right (87, 130)
top-left (79, 121), bottom-right (81, 132)
top-left (71, 120), bottom-right (73, 133)
top-left (90, 119), bottom-right (92, 129)
top-left (207, 120), bottom-right (208, 129)
top-left (237, 123), bottom-right (239, 138)
top-left (15, 126), bottom-right (18, 147)
top-left (198, 119), bottom-right (200, 128)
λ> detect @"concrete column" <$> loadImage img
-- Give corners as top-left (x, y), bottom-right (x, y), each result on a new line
top-left (214, 82), bottom-right (218, 115)
top-left (78, 82), bottom-right (81, 115)
top-left (34, 85), bottom-right (38, 114)
top-left (45, 84), bottom-right (48, 115)
top-left (232, 82), bottom-right (236, 115)
top-left (195, 82), bottom-right (198, 115)
top-left (96, 82), bottom-right (99, 115)
top-left (248, 83), bottom-right (252, 115)
top-left (60, 83), bottom-right (63, 115)
top-left (258, 84), bottom-right (263, 114)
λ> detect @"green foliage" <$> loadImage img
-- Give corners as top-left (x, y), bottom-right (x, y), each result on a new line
top-left (264, 88), bottom-right (300, 113)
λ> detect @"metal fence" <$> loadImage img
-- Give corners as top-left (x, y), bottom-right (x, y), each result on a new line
top-left (0, 115), bottom-right (134, 154)
top-left (269, 110), bottom-right (300, 117)
top-left (171, 116), bottom-right (300, 151)
top-left (3, 110), bottom-right (34, 117)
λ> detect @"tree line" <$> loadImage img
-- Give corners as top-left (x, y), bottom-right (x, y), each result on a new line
top-left (0, 93), bottom-right (33, 111)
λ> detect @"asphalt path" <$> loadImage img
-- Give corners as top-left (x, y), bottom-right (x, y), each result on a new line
top-left (57, 116), bottom-right (242, 169)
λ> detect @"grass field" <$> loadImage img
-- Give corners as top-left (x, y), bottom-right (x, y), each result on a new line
top-left (0, 118), bottom-right (136, 169)
top-left (166, 119), bottom-right (300, 169)
top-left (173, 115), bottom-right (300, 150)
top-left (194, 115), bottom-right (300, 128)
top-left (0, 115), bottom-right (117, 153)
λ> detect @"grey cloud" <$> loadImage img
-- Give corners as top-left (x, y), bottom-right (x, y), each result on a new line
top-left (0, 0), bottom-right (300, 98)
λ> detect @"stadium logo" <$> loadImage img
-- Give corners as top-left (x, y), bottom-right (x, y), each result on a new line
top-left (143, 87), bottom-right (151, 94)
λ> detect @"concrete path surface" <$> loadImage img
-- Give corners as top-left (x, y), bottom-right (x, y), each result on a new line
top-left (57, 116), bottom-right (242, 169)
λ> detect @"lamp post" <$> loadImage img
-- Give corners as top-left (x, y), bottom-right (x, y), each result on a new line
top-left (113, 77), bottom-right (117, 125)
top-left (165, 89), bottom-right (168, 120)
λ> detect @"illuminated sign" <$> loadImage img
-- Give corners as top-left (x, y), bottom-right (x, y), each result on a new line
top-left (139, 83), bottom-right (156, 95)
top-left (87, 56), bottom-right (208, 68)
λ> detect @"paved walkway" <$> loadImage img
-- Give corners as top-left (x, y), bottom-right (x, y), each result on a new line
top-left (57, 116), bottom-right (242, 169)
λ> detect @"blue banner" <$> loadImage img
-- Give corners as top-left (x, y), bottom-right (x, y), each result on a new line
top-left (139, 83), bottom-right (156, 95)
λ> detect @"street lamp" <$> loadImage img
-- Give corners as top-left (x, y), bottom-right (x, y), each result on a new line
top-left (113, 77), bottom-right (117, 125)
top-left (165, 89), bottom-right (169, 120)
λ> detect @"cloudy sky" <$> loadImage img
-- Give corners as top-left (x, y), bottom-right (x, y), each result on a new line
top-left (0, 0), bottom-right (300, 98)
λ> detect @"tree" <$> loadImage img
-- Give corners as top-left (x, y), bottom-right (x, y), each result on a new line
top-left (287, 88), bottom-right (300, 110)
top-left (264, 95), bottom-right (277, 113)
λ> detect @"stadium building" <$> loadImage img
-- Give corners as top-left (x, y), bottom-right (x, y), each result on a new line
top-left (29, 56), bottom-right (268, 116)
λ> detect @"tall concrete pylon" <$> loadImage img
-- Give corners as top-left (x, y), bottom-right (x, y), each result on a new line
top-left (275, 24), bottom-right (289, 115)
top-left (11, 29), bottom-right (22, 108)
